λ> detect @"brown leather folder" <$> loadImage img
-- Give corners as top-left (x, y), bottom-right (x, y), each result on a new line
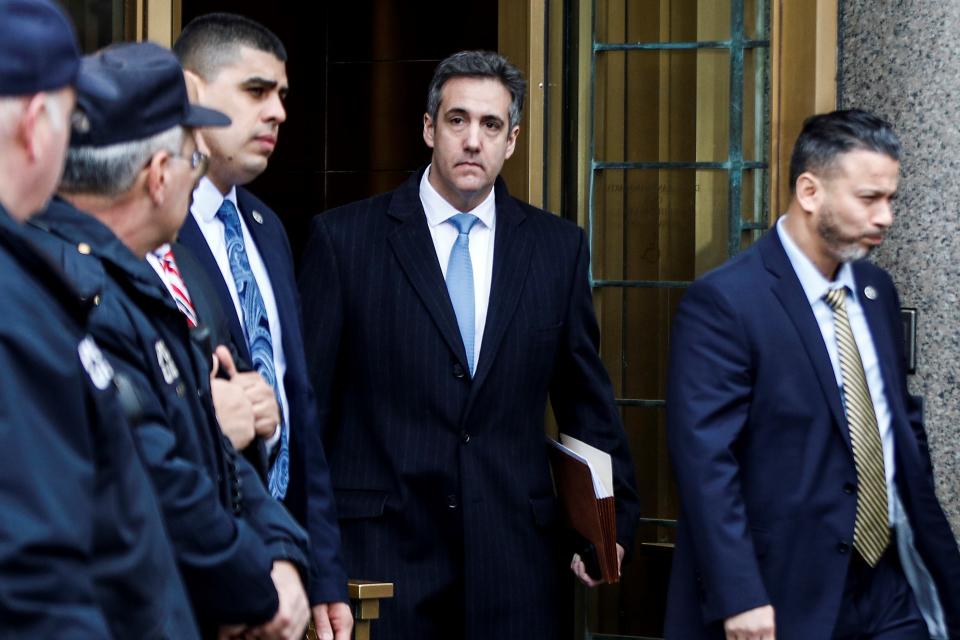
top-left (548, 439), bottom-right (619, 583)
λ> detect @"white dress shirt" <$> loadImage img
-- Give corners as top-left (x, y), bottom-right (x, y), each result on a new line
top-left (420, 165), bottom-right (496, 369)
top-left (777, 216), bottom-right (895, 524)
top-left (189, 176), bottom-right (285, 449)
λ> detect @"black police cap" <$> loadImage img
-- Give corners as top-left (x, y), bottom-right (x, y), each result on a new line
top-left (0, 0), bottom-right (115, 101)
top-left (71, 42), bottom-right (230, 148)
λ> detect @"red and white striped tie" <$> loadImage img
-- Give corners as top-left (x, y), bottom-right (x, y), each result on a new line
top-left (155, 247), bottom-right (199, 328)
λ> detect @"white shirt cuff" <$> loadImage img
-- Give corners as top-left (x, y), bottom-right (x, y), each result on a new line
top-left (263, 422), bottom-right (281, 455)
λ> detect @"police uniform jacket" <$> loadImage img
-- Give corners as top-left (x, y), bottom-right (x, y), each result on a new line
top-left (29, 198), bottom-right (310, 632)
top-left (0, 205), bottom-right (198, 638)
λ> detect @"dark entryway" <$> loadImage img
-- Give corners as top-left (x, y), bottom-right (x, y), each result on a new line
top-left (180, 1), bottom-right (498, 262)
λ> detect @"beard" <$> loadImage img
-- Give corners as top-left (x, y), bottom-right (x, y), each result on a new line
top-left (816, 204), bottom-right (874, 263)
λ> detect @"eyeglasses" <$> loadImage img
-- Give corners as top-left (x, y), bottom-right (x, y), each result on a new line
top-left (186, 149), bottom-right (209, 177)
top-left (142, 147), bottom-right (210, 180)
top-left (170, 148), bottom-right (208, 179)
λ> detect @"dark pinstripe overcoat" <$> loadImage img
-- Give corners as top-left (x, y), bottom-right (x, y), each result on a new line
top-left (299, 170), bottom-right (641, 640)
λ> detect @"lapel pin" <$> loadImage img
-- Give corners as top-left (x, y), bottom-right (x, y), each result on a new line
top-left (252, 210), bottom-right (264, 224)
top-left (864, 285), bottom-right (878, 301)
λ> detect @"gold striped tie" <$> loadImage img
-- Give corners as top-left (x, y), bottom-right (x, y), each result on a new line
top-left (824, 287), bottom-right (889, 566)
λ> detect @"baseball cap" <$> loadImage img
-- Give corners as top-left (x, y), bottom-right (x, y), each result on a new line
top-left (71, 42), bottom-right (230, 147)
top-left (0, 0), bottom-right (116, 100)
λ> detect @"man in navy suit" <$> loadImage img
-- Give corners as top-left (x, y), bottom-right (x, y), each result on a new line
top-left (173, 14), bottom-right (352, 639)
top-left (298, 50), bottom-right (641, 640)
top-left (665, 110), bottom-right (960, 639)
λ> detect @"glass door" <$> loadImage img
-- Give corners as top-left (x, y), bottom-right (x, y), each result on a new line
top-left (584, 1), bottom-right (770, 637)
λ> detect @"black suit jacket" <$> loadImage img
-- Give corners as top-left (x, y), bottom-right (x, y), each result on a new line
top-left (298, 170), bottom-right (641, 640)
top-left (178, 188), bottom-right (348, 603)
top-left (665, 229), bottom-right (960, 639)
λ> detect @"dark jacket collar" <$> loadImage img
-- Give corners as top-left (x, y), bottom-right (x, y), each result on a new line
top-left (0, 202), bottom-right (93, 322)
top-left (34, 197), bottom-right (177, 310)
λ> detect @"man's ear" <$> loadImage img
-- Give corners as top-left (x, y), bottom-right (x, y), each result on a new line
top-left (794, 171), bottom-right (822, 213)
top-left (145, 150), bottom-right (172, 206)
top-left (423, 112), bottom-right (435, 149)
top-left (18, 94), bottom-right (46, 162)
top-left (183, 70), bottom-right (204, 101)
top-left (504, 125), bottom-right (520, 161)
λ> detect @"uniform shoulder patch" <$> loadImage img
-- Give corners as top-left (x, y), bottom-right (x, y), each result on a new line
top-left (78, 335), bottom-right (114, 390)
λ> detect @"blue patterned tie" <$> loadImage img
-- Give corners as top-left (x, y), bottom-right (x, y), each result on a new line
top-left (445, 213), bottom-right (479, 375)
top-left (217, 199), bottom-right (288, 499)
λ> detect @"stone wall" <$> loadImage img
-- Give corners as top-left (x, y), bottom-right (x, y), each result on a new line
top-left (840, 0), bottom-right (960, 536)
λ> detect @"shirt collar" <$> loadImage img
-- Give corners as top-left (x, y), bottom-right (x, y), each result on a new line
top-left (191, 176), bottom-right (238, 223)
top-left (777, 215), bottom-right (858, 305)
top-left (419, 164), bottom-right (496, 230)
top-left (152, 242), bottom-right (172, 260)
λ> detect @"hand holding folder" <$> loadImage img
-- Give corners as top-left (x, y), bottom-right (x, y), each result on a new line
top-left (548, 434), bottom-right (620, 584)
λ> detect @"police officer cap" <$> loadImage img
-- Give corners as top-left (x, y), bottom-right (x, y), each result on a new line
top-left (71, 42), bottom-right (230, 147)
top-left (0, 0), bottom-right (115, 100)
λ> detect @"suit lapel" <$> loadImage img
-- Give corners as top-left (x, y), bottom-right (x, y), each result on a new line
top-left (468, 180), bottom-right (531, 392)
top-left (236, 190), bottom-right (308, 374)
top-left (178, 214), bottom-right (250, 360)
top-left (854, 264), bottom-right (911, 441)
top-left (236, 191), bottom-right (286, 314)
top-left (235, 190), bottom-right (279, 283)
top-left (385, 173), bottom-right (533, 391)
top-left (386, 173), bottom-right (471, 371)
top-left (760, 231), bottom-right (851, 452)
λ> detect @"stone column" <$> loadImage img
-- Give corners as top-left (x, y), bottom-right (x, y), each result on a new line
top-left (840, 0), bottom-right (960, 536)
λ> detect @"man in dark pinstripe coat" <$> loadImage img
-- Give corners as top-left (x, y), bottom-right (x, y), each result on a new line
top-left (299, 50), bottom-right (641, 640)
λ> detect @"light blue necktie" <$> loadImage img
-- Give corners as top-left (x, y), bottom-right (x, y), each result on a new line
top-left (445, 213), bottom-right (479, 375)
top-left (217, 199), bottom-right (288, 499)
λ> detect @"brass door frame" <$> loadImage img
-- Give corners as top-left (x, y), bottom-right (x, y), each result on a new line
top-left (499, 0), bottom-right (548, 209)
top-left (769, 0), bottom-right (838, 217)
top-left (138, 0), bottom-right (181, 46)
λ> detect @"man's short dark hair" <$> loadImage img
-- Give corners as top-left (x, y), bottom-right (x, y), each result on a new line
top-left (426, 50), bottom-right (526, 130)
top-left (173, 12), bottom-right (286, 80)
top-left (789, 109), bottom-right (901, 192)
